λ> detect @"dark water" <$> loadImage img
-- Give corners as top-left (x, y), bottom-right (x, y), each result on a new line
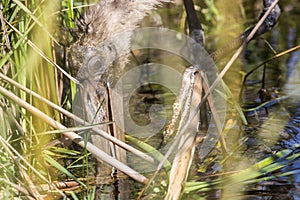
top-left (126, 1), bottom-right (300, 199)
top-left (228, 1), bottom-right (300, 199)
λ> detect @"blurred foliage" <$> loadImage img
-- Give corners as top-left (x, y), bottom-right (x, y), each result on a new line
top-left (0, 0), bottom-right (96, 198)
top-left (0, 0), bottom-right (300, 199)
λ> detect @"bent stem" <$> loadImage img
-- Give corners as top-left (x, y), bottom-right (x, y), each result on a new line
top-left (0, 85), bottom-right (149, 184)
top-left (0, 72), bottom-right (154, 163)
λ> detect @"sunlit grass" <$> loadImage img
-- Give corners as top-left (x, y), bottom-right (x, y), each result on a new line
top-left (0, 0), bottom-right (299, 199)
top-left (0, 0), bottom-right (96, 198)
top-left (184, 144), bottom-right (300, 194)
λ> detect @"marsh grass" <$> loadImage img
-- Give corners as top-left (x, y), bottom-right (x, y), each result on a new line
top-left (0, 0), bottom-right (97, 198)
top-left (0, 0), bottom-right (300, 199)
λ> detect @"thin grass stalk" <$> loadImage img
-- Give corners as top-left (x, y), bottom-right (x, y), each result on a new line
top-left (2, 17), bottom-right (78, 84)
top-left (241, 45), bottom-right (300, 95)
top-left (0, 178), bottom-right (29, 197)
top-left (0, 72), bottom-right (154, 163)
top-left (200, 0), bottom-right (280, 109)
top-left (51, 3), bottom-right (96, 17)
top-left (184, 147), bottom-right (299, 193)
top-left (0, 135), bottom-right (66, 198)
top-left (12, 0), bottom-right (59, 45)
top-left (0, 85), bottom-right (149, 184)
top-left (140, 1), bottom-right (280, 197)
top-left (202, 72), bottom-right (228, 153)
top-left (0, 136), bottom-right (43, 199)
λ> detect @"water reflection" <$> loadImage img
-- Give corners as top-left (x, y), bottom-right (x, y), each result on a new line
top-left (241, 1), bottom-right (300, 199)
top-left (129, 1), bottom-right (300, 199)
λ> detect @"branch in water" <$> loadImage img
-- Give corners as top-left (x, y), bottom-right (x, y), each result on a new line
top-left (211, 0), bottom-right (281, 61)
top-left (242, 0), bottom-right (281, 41)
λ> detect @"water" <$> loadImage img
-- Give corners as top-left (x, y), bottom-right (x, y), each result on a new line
top-left (226, 1), bottom-right (300, 199)
top-left (127, 1), bottom-right (300, 199)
